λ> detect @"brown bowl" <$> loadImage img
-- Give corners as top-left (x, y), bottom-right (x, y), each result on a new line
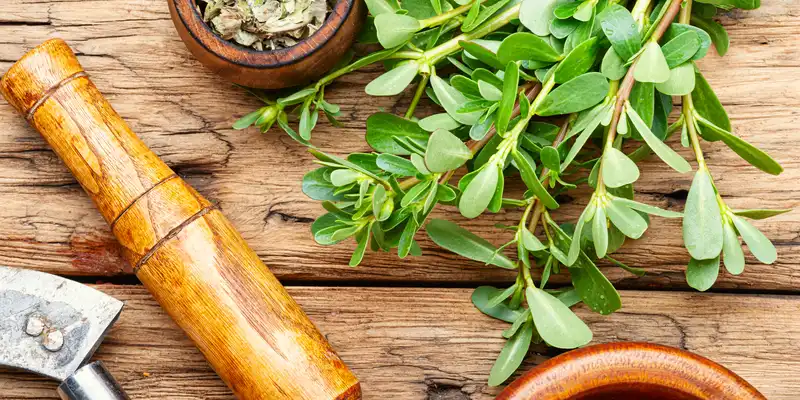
top-left (497, 342), bottom-right (765, 400)
top-left (167, 0), bottom-right (366, 89)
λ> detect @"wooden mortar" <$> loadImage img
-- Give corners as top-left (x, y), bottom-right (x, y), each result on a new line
top-left (496, 342), bottom-right (765, 400)
top-left (0, 38), bottom-right (361, 400)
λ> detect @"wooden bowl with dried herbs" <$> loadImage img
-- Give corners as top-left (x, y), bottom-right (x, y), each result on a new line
top-left (168, 0), bottom-right (366, 88)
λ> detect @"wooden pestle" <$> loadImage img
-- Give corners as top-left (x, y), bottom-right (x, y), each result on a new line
top-left (0, 39), bottom-right (361, 400)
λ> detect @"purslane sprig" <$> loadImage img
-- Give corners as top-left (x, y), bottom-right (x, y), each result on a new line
top-left (232, 0), bottom-right (783, 386)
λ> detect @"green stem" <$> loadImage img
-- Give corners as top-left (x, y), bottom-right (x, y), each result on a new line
top-left (421, 0), bottom-right (485, 28)
top-left (405, 74), bottom-right (430, 119)
top-left (423, 3), bottom-right (521, 64)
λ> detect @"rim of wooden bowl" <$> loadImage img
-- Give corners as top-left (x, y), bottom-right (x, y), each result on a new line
top-left (170, 0), bottom-right (355, 68)
top-left (496, 342), bottom-right (766, 400)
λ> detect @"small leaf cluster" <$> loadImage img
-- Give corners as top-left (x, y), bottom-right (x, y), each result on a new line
top-left (232, 0), bottom-right (783, 386)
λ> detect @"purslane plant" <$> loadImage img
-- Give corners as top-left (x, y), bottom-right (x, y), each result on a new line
top-left (234, 0), bottom-right (786, 385)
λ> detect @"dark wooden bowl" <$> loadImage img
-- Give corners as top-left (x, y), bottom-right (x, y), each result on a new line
top-left (497, 342), bottom-right (765, 400)
top-left (167, 0), bottom-right (366, 89)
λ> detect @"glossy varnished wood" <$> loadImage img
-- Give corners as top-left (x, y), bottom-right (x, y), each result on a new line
top-left (496, 342), bottom-right (765, 400)
top-left (168, 0), bottom-right (366, 88)
top-left (0, 39), bottom-right (360, 400)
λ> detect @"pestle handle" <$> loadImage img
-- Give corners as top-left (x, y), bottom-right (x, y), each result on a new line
top-left (1, 39), bottom-right (360, 400)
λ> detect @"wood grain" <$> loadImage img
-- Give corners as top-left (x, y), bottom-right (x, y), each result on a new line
top-left (0, 1), bottom-right (797, 290)
top-left (0, 40), bottom-right (359, 400)
top-left (0, 286), bottom-right (797, 399)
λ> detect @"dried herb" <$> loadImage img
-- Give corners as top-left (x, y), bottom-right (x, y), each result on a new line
top-left (198, 0), bottom-right (331, 50)
top-left (233, 0), bottom-right (784, 386)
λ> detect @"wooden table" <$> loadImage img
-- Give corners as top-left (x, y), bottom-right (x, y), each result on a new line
top-left (1, 1), bottom-right (798, 399)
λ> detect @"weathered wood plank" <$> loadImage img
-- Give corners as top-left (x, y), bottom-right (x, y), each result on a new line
top-left (0, 286), bottom-right (798, 399)
top-left (0, 1), bottom-right (797, 289)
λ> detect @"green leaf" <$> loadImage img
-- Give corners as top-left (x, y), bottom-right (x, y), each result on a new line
top-left (431, 75), bottom-right (483, 125)
top-left (488, 322), bottom-right (533, 387)
top-left (567, 204), bottom-right (592, 266)
top-left (233, 108), bottom-right (265, 130)
top-left (722, 221), bottom-right (744, 275)
top-left (350, 229), bottom-right (370, 266)
top-left (376, 13), bottom-right (422, 48)
top-left (537, 72), bottom-right (610, 116)
top-left (365, 0), bottom-right (397, 16)
top-left (419, 113), bottom-right (461, 132)
top-left (486, 285), bottom-right (518, 308)
top-left (601, 147), bottom-right (640, 188)
top-left (330, 169), bottom-right (361, 186)
top-left (601, 48), bottom-right (627, 80)
top-left (555, 37), bottom-right (599, 83)
top-left (592, 205), bottom-right (608, 258)
top-left (732, 209), bottom-right (791, 220)
top-left (683, 168), bottom-right (724, 260)
top-left (521, 228), bottom-right (547, 251)
top-left (426, 219), bottom-right (517, 269)
top-left (625, 103), bottom-right (691, 173)
top-left (634, 41), bottom-right (670, 83)
top-left (472, 286), bottom-right (524, 322)
top-left (598, 4), bottom-right (642, 61)
top-left (731, 215), bottom-right (777, 264)
top-left (691, 15), bottom-right (729, 56)
top-left (496, 62), bottom-right (519, 136)
top-left (277, 88), bottom-right (317, 106)
top-left (519, 0), bottom-right (560, 36)
top-left (497, 32), bottom-right (562, 65)
top-left (365, 61), bottom-right (419, 96)
top-left (629, 82), bottom-right (654, 136)
top-left (695, 116), bottom-right (783, 175)
top-left (398, 217), bottom-right (419, 258)
top-left (462, 0), bottom-right (512, 32)
top-left (512, 150), bottom-right (559, 209)
top-left (366, 112), bottom-right (429, 155)
top-left (478, 80), bottom-right (503, 101)
top-left (550, 16), bottom-right (580, 39)
top-left (655, 62), bottom-right (696, 96)
top-left (424, 129), bottom-right (472, 173)
top-left (609, 196), bottom-right (682, 218)
top-left (686, 256), bottom-right (720, 291)
top-left (459, 163), bottom-right (500, 218)
top-left (605, 200), bottom-right (648, 239)
top-left (661, 30), bottom-right (701, 68)
top-left (460, 40), bottom-right (504, 70)
top-left (302, 168), bottom-right (346, 201)
top-left (692, 70), bottom-right (730, 132)
top-left (665, 23), bottom-right (711, 61)
top-left (377, 153), bottom-right (417, 176)
top-left (553, 1), bottom-right (580, 19)
top-left (540, 146), bottom-right (561, 171)
top-left (526, 287), bottom-right (592, 349)
top-left (402, 0), bottom-right (437, 19)
top-left (569, 255), bottom-right (621, 315)
top-left (562, 104), bottom-right (606, 170)
top-left (451, 74), bottom-right (481, 98)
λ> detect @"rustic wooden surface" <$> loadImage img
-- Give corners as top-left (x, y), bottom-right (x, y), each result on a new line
top-left (0, 0), bottom-right (798, 398)
top-left (1, 287), bottom-right (799, 399)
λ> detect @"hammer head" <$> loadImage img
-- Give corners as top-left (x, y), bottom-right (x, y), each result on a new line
top-left (0, 266), bottom-right (123, 382)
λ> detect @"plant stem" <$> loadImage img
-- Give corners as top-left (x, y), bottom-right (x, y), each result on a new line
top-left (405, 74), bottom-right (430, 119)
top-left (526, 118), bottom-right (571, 231)
top-left (596, 0), bottom-right (684, 188)
top-left (679, 0), bottom-right (707, 170)
top-left (424, 4), bottom-right (522, 64)
top-left (421, 0), bottom-right (486, 28)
